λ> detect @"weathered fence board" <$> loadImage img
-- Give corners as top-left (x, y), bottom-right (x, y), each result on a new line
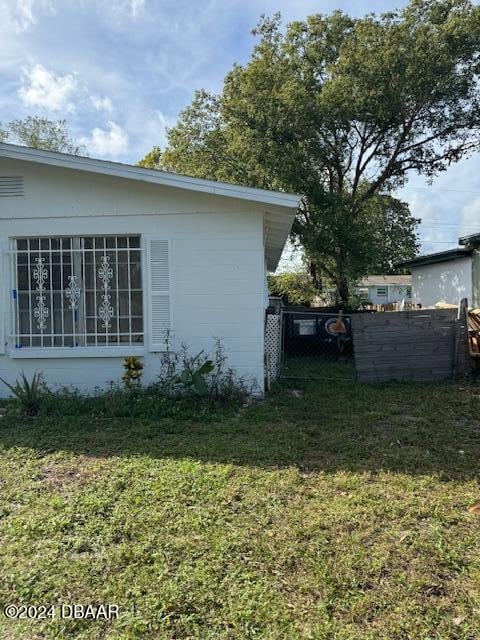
top-left (352, 305), bottom-right (470, 383)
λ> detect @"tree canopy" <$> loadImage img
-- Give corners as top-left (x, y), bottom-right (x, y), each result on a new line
top-left (141, 0), bottom-right (480, 303)
top-left (267, 270), bottom-right (319, 307)
top-left (0, 116), bottom-right (84, 155)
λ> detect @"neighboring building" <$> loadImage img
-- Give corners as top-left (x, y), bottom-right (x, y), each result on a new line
top-left (398, 234), bottom-right (480, 308)
top-left (355, 275), bottom-right (412, 305)
top-left (0, 143), bottom-right (300, 395)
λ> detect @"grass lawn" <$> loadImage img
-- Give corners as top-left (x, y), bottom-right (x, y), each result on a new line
top-left (1, 369), bottom-right (480, 639)
top-left (281, 353), bottom-right (354, 380)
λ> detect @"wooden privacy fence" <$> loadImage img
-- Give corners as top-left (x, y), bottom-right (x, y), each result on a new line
top-left (352, 302), bottom-right (470, 383)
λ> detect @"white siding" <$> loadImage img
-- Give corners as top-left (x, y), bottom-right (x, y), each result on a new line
top-left (0, 158), bottom-right (266, 395)
top-left (363, 284), bottom-right (411, 305)
top-left (411, 258), bottom-right (473, 308)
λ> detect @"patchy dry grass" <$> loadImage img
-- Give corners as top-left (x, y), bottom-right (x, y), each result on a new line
top-left (0, 371), bottom-right (480, 638)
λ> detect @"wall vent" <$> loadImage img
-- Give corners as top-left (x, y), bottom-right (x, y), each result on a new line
top-left (0, 176), bottom-right (24, 197)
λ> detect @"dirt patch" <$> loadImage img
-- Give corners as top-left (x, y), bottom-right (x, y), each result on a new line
top-left (39, 455), bottom-right (110, 490)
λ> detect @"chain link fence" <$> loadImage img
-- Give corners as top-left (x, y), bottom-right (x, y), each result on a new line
top-left (280, 310), bottom-right (354, 381)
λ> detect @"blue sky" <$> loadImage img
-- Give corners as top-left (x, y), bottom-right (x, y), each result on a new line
top-left (1, 0), bottom-right (479, 255)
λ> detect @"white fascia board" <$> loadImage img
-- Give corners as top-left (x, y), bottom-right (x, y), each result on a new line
top-left (0, 143), bottom-right (300, 210)
top-left (264, 206), bottom-right (297, 272)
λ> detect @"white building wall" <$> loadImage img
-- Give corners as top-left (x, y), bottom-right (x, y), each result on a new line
top-left (356, 284), bottom-right (412, 305)
top-left (411, 258), bottom-right (473, 308)
top-left (0, 158), bottom-right (266, 396)
top-left (363, 284), bottom-right (411, 305)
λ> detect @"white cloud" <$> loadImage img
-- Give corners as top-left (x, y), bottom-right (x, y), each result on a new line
top-left (80, 121), bottom-right (129, 157)
top-left (0, 0), bottom-right (54, 34)
top-left (126, 0), bottom-right (145, 16)
top-left (114, 0), bottom-right (145, 17)
top-left (18, 64), bottom-right (77, 111)
top-left (16, 0), bottom-right (35, 31)
top-left (90, 95), bottom-right (113, 113)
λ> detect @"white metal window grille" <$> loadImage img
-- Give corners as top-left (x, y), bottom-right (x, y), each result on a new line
top-left (11, 236), bottom-right (143, 348)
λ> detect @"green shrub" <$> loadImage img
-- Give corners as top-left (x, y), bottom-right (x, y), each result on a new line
top-left (122, 356), bottom-right (144, 388)
top-left (0, 339), bottom-right (254, 421)
top-left (158, 336), bottom-right (254, 402)
top-left (0, 371), bottom-right (46, 417)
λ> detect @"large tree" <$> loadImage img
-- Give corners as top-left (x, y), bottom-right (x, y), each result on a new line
top-left (0, 116), bottom-right (84, 155)
top-left (140, 0), bottom-right (480, 302)
top-left (267, 270), bottom-right (319, 307)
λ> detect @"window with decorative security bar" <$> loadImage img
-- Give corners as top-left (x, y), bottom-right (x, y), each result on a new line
top-left (10, 236), bottom-right (143, 349)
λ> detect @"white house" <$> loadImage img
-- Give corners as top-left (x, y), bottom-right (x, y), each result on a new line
top-left (355, 275), bottom-right (412, 305)
top-left (398, 235), bottom-right (480, 308)
top-left (0, 143), bottom-right (300, 396)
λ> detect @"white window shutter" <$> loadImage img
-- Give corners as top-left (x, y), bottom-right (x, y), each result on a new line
top-left (0, 241), bottom-right (8, 354)
top-left (147, 238), bottom-right (171, 351)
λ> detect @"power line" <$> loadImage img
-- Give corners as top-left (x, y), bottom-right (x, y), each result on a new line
top-left (419, 225), bottom-right (478, 228)
top-left (400, 186), bottom-right (480, 196)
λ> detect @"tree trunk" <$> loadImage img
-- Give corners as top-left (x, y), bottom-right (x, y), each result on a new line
top-left (336, 276), bottom-right (350, 307)
top-left (308, 261), bottom-right (323, 294)
top-left (335, 255), bottom-right (350, 306)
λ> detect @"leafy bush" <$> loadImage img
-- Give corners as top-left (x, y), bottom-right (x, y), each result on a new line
top-left (267, 271), bottom-right (318, 306)
top-left (158, 336), bottom-right (254, 403)
top-left (37, 384), bottom-right (219, 421)
top-left (0, 339), bottom-right (254, 421)
top-left (0, 371), bottom-right (46, 417)
top-left (122, 356), bottom-right (144, 388)
top-left (176, 352), bottom-right (214, 395)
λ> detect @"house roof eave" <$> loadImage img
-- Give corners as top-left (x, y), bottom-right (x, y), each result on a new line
top-left (0, 142), bottom-right (300, 210)
top-left (396, 247), bottom-right (473, 269)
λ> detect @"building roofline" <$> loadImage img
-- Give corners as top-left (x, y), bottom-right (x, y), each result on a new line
top-left (0, 142), bottom-right (301, 272)
top-left (459, 232), bottom-right (480, 247)
top-left (0, 142), bottom-right (301, 209)
top-left (396, 247), bottom-right (473, 269)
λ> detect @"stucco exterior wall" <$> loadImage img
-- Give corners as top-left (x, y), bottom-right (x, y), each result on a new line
top-left (361, 284), bottom-right (412, 305)
top-left (411, 258), bottom-right (473, 308)
top-left (0, 158), bottom-right (266, 396)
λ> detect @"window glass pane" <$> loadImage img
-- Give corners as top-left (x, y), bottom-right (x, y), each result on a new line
top-left (131, 291), bottom-right (143, 316)
top-left (17, 265), bottom-right (29, 290)
top-left (130, 260), bottom-right (141, 290)
top-left (132, 317), bottom-right (143, 333)
top-left (119, 317), bottom-right (130, 333)
top-left (118, 291), bottom-right (130, 316)
top-left (129, 236), bottom-right (140, 248)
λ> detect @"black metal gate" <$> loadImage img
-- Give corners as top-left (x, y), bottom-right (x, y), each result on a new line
top-left (280, 310), bottom-right (354, 381)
